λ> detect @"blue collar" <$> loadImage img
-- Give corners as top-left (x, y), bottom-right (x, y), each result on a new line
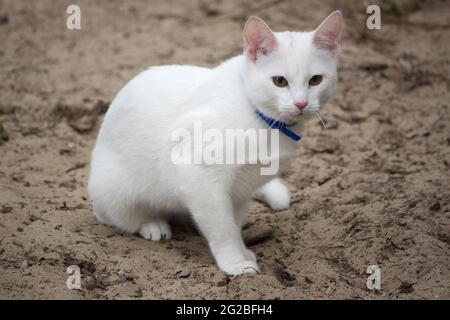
top-left (255, 109), bottom-right (301, 142)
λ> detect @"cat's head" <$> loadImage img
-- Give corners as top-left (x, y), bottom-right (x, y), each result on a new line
top-left (242, 11), bottom-right (343, 123)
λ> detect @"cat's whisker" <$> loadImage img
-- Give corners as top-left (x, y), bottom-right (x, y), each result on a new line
top-left (258, 107), bottom-right (283, 130)
top-left (313, 111), bottom-right (329, 150)
top-left (313, 111), bottom-right (327, 130)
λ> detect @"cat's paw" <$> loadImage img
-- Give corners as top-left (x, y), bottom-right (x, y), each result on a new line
top-left (254, 178), bottom-right (290, 211)
top-left (138, 221), bottom-right (172, 241)
top-left (266, 193), bottom-right (290, 211)
top-left (266, 181), bottom-right (290, 211)
top-left (219, 260), bottom-right (260, 276)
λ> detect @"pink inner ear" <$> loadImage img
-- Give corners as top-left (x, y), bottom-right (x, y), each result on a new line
top-left (313, 11), bottom-right (342, 55)
top-left (313, 30), bottom-right (339, 54)
top-left (247, 47), bottom-right (258, 62)
top-left (246, 34), bottom-right (276, 62)
top-left (244, 19), bottom-right (277, 62)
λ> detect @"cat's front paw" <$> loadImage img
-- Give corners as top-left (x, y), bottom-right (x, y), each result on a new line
top-left (219, 260), bottom-right (260, 276)
top-left (266, 194), bottom-right (290, 211)
top-left (266, 180), bottom-right (290, 211)
top-left (254, 178), bottom-right (291, 211)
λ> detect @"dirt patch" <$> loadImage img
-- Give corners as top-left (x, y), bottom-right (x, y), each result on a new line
top-left (0, 0), bottom-right (449, 299)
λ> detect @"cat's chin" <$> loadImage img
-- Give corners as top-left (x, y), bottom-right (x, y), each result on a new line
top-left (302, 113), bottom-right (317, 120)
top-left (279, 109), bottom-right (318, 121)
top-left (281, 113), bottom-right (306, 124)
top-left (275, 111), bottom-right (299, 122)
top-left (288, 112), bottom-right (315, 123)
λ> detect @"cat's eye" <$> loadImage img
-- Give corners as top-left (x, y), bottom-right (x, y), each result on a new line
top-left (272, 76), bottom-right (288, 87)
top-left (309, 75), bottom-right (323, 86)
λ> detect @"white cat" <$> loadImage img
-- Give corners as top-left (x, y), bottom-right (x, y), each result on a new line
top-left (88, 11), bottom-right (343, 275)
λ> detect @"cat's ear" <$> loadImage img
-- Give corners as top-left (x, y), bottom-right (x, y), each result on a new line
top-left (243, 16), bottom-right (278, 62)
top-left (313, 11), bottom-right (343, 56)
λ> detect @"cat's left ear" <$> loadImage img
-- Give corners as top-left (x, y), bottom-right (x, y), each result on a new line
top-left (313, 11), bottom-right (343, 56)
top-left (243, 16), bottom-right (278, 62)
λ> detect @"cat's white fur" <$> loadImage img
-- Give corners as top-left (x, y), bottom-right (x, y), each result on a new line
top-left (88, 12), bottom-right (343, 275)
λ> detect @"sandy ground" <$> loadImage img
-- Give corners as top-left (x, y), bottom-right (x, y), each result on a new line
top-left (0, 0), bottom-right (449, 299)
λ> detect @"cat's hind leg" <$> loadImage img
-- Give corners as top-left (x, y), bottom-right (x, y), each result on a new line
top-left (253, 178), bottom-right (290, 211)
top-left (138, 219), bottom-right (172, 241)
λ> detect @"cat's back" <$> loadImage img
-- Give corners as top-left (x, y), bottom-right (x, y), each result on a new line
top-left (97, 64), bottom-right (212, 141)
top-left (108, 64), bottom-right (212, 114)
top-left (119, 64), bottom-right (211, 104)
top-left (142, 64), bottom-right (212, 88)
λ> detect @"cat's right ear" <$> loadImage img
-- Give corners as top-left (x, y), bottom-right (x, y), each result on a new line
top-left (243, 16), bottom-right (277, 63)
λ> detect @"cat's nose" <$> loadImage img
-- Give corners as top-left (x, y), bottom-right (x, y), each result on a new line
top-left (294, 101), bottom-right (308, 111)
